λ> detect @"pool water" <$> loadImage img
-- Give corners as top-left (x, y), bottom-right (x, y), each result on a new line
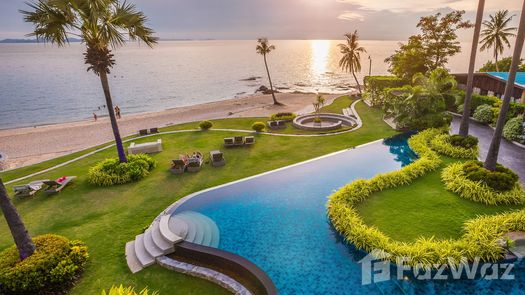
top-left (174, 134), bottom-right (525, 294)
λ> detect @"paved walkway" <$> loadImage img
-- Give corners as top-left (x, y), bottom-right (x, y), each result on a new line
top-left (450, 116), bottom-right (525, 183)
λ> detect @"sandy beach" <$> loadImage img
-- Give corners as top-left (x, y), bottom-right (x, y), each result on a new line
top-left (0, 92), bottom-right (347, 170)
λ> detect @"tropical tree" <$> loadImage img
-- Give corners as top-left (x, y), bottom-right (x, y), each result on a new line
top-left (21, 0), bottom-right (157, 163)
top-left (485, 3), bottom-right (525, 171)
top-left (459, 0), bottom-right (485, 137)
top-left (385, 35), bottom-right (429, 82)
top-left (480, 10), bottom-right (517, 72)
top-left (256, 38), bottom-right (281, 105)
top-left (312, 94), bottom-right (325, 122)
top-left (338, 31), bottom-right (367, 95)
top-left (0, 179), bottom-right (35, 260)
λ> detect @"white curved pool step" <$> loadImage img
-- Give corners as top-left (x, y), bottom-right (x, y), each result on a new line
top-left (150, 220), bottom-right (175, 254)
top-left (144, 228), bottom-right (164, 257)
top-left (125, 241), bottom-right (143, 273)
top-left (169, 211), bottom-right (220, 248)
top-left (134, 234), bottom-right (155, 267)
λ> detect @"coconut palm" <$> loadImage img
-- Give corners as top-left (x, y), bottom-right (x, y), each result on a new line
top-left (459, 0), bottom-right (485, 137)
top-left (338, 31), bottom-right (367, 95)
top-left (0, 179), bottom-right (35, 260)
top-left (256, 38), bottom-right (281, 105)
top-left (21, 0), bottom-right (157, 163)
top-left (485, 4), bottom-right (525, 171)
top-left (480, 10), bottom-right (517, 72)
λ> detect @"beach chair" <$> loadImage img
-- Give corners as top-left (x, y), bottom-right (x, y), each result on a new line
top-left (13, 180), bottom-right (49, 198)
top-left (43, 176), bottom-right (76, 195)
top-left (210, 150), bottom-right (225, 167)
top-left (245, 136), bottom-right (255, 145)
top-left (224, 137), bottom-right (235, 147)
top-left (233, 136), bottom-right (245, 146)
top-left (170, 159), bottom-right (186, 174)
top-left (267, 121), bottom-right (279, 130)
top-left (149, 127), bottom-right (159, 134)
top-left (276, 120), bottom-right (286, 129)
top-left (186, 156), bottom-right (204, 173)
top-left (139, 129), bottom-right (149, 136)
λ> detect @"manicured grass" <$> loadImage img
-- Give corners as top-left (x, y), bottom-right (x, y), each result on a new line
top-left (356, 157), bottom-right (525, 242)
top-left (0, 98), bottom-right (396, 294)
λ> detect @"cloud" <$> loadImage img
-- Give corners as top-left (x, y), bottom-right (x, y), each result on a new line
top-left (337, 0), bottom-right (522, 13)
top-left (338, 11), bottom-right (365, 21)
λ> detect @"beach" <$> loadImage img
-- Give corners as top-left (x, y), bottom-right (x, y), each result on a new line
top-left (0, 92), bottom-right (345, 170)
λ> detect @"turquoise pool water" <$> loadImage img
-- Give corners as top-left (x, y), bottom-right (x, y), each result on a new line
top-left (173, 134), bottom-right (525, 294)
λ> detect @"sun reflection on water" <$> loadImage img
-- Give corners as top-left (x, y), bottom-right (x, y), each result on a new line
top-left (310, 40), bottom-right (331, 77)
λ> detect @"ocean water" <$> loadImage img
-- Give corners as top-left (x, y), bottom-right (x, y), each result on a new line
top-left (172, 134), bottom-right (525, 294)
top-left (0, 40), bottom-right (501, 129)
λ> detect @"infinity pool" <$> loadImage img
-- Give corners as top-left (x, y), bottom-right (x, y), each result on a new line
top-left (173, 134), bottom-right (525, 294)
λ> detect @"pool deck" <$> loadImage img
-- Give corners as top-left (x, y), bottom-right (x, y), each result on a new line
top-left (450, 116), bottom-right (525, 183)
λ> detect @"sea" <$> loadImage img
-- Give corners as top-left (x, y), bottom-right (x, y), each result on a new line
top-left (0, 40), bottom-right (505, 129)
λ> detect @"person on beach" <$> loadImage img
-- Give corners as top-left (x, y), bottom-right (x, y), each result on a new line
top-left (93, 112), bottom-right (97, 122)
top-left (115, 106), bottom-right (121, 119)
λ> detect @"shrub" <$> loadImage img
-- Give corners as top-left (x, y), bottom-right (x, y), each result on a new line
top-left (442, 162), bottom-right (524, 205)
top-left (503, 116), bottom-right (524, 143)
top-left (363, 76), bottom-right (405, 106)
top-left (457, 92), bottom-right (500, 115)
top-left (473, 104), bottom-right (495, 124)
top-left (251, 122), bottom-right (266, 132)
top-left (462, 160), bottom-right (519, 192)
top-left (198, 120), bottom-right (213, 130)
top-left (88, 154), bottom-right (156, 186)
top-left (429, 134), bottom-right (478, 159)
top-left (102, 285), bottom-right (158, 295)
top-left (0, 234), bottom-right (89, 294)
top-left (270, 112), bottom-right (296, 122)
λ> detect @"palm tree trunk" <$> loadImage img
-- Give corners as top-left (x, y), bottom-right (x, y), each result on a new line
top-left (99, 71), bottom-right (127, 163)
top-left (459, 0), bottom-right (485, 137)
top-left (0, 179), bottom-right (35, 260)
top-left (495, 52), bottom-right (499, 72)
top-left (485, 2), bottom-right (525, 171)
top-left (263, 54), bottom-right (281, 105)
top-left (352, 70), bottom-right (362, 95)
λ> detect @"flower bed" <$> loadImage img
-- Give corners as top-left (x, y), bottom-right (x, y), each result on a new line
top-left (442, 162), bottom-right (525, 205)
top-left (327, 129), bottom-right (525, 267)
top-left (0, 234), bottom-right (89, 294)
top-left (429, 134), bottom-right (479, 159)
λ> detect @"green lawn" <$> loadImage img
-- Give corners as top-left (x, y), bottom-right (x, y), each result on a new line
top-left (0, 98), bottom-right (397, 294)
top-left (356, 156), bottom-right (525, 242)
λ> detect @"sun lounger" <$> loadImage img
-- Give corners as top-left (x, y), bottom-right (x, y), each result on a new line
top-left (150, 127), bottom-right (159, 134)
top-left (170, 159), bottom-right (186, 174)
top-left (186, 156), bottom-right (204, 173)
top-left (277, 120), bottom-right (286, 128)
top-left (210, 150), bottom-right (225, 167)
top-left (233, 136), bottom-right (245, 146)
top-left (43, 176), bottom-right (76, 195)
top-left (267, 120), bottom-right (286, 130)
top-left (13, 179), bottom-right (49, 198)
top-left (245, 136), bottom-right (255, 145)
top-left (139, 129), bottom-right (149, 136)
top-left (224, 137), bottom-right (235, 147)
top-left (128, 139), bottom-right (163, 154)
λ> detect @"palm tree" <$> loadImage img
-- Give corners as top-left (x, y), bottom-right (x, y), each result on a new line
top-left (485, 2), bottom-right (525, 171)
top-left (21, 0), bottom-right (157, 163)
top-left (0, 179), bottom-right (35, 260)
top-left (256, 38), bottom-right (281, 105)
top-left (480, 10), bottom-right (517, 72)
top-left (459, 0), bottom-right (485, 137)
top-left (338, 31), bottom-right (367, 95)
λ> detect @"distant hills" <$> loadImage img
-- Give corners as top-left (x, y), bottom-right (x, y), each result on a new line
top-left (0, 38), bottom-right (82, 43)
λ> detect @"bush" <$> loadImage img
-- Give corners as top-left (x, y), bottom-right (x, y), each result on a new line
top-left (503, 116), bottom-right (524, 143)
top-left (198, 120), bottom-right (213, 130)
top-left (251, 122), bottom-right (266, 132)
top-left (462, 160), bottom-right (519, 192)
top-left (0, 234), bottom-right (89, 294)
top-left (102, 285), bottom-right (158, 295)
top-left (328, 129), bottom-right (525, 267)
top-left (363, 76), bottom-right (405, 106)
top-left (88, 154), bottom-right (156, 186)
top-left (457, 92), bottom-right (500, 116)
top-left (429, 134), bottom-right (478, 159)
top-left (442, 162), bottom-right (524, 205)
top-left (270, 112), bottom-right (296, 122)
top-left (473, 104), bottom-right (495, 124)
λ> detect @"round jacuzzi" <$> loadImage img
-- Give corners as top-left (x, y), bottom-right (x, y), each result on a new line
top-left (292, 113), bottom-right (356, 131)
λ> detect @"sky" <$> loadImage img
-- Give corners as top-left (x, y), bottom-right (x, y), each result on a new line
top-left (0, 0), bottom-right (521, 40)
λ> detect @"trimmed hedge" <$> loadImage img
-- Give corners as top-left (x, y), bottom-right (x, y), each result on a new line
top-left (0, 234), bottom-right (89, 294)
top-left (463, 160), bottom-right (519, 192)
top-left (473, 104), bottom-right (495, 124)
top-left (270, 112), bottom-right (296, 122)
top-left (503, 116), bottom-right (524, 143)
top-left (198, 120), bottom-right (213, 130)
top-left (429, 134), bottom-right (478, 159)
top-left (251, 122), bottom-right (266, 132)
top-left (363, 76), bottom-right (405, 106)
top-left (328, 129), bottom-right (525, 267)
top-left (442, 162), bottom-right (525, 205)
top-left (88, 154), bottom-right (156, 186)
top-left (102, 285), bottom-right (158, 295)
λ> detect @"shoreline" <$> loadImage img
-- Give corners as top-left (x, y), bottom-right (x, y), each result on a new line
top-left (0, 92), bottom-right (352, 170)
